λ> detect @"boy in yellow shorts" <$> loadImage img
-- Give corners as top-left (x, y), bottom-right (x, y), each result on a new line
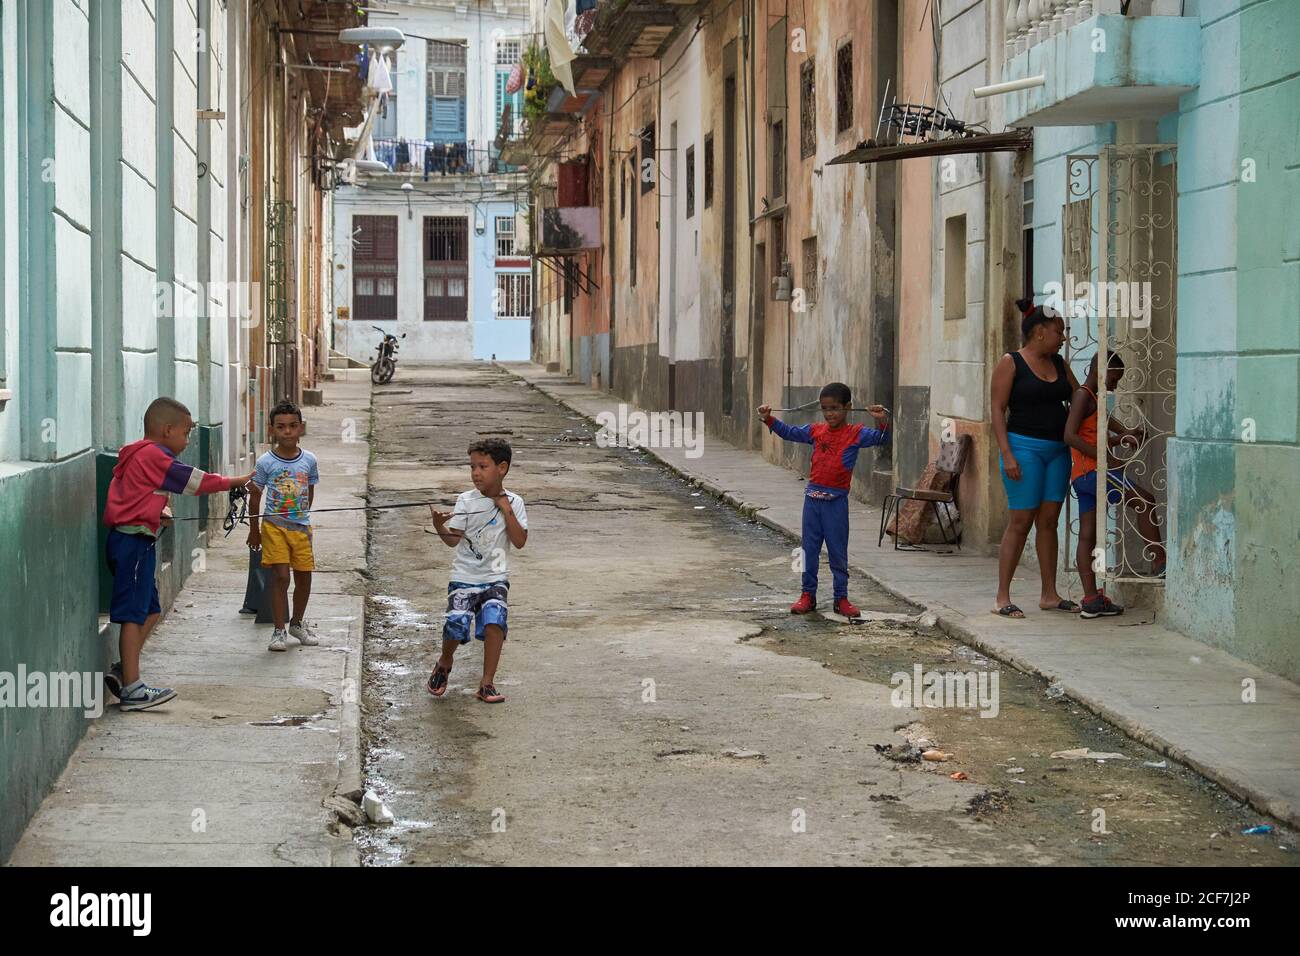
top-left (247, 399), bottom-right (321, 652)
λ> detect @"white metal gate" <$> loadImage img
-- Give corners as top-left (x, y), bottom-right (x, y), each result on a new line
top-left (1062, 145), bottom-right (1177, 586)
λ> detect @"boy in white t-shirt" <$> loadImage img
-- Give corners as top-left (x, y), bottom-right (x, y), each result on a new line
top-left (426, 438), bottom-right (528, 703)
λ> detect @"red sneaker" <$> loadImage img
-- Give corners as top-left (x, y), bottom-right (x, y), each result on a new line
top-left (790, 592), bottom-right (816, 614)
top-left (834, 597), bottom-right (861, 618)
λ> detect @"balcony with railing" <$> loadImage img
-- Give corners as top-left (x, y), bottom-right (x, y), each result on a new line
top-left (367, 138), bottom-right (524, 177)
top-left (1001, 0), bottom-right (1200, 127)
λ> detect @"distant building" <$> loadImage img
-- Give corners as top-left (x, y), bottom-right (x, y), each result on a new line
top-left (331, 0), bottom-right (533, 364)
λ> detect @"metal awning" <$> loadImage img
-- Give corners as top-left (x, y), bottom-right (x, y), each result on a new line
top-left (828, 128), bottom-right (1033, 166)
top-left (533, 248), bottom-right (600, 296)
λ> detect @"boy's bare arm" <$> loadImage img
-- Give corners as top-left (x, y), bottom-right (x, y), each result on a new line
top-left (1063, 387), bottom-right (1095, 458)
top-left (246, 483), bottom-right (263, 548)
top-left (493, 494), bottom-right (527, 549)
top-left (429, 507), bottom-right (465, 547)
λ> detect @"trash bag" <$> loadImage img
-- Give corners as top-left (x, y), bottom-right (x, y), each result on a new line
top-left (241, 548), bottom-right (272, 624)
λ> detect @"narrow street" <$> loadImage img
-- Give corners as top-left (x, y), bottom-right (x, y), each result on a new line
top-left (359, 364), bottom-right (1294, 866)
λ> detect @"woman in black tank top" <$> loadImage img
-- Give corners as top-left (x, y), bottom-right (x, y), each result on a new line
top-left (989, 301), bottom-right (1080, 618)
top-left (1006, 351), bottom-right (1072, 440)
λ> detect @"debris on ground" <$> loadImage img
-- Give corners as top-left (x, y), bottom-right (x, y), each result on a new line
top-left (1045, 681), bottom-right (1066, 699)
top-left (362, 789), bottom-right (395, 825)
top-left (868, 793), bottom-right (901, 803)
top-left (722, 747), bottom-right (765, 760)
top-left (1005, 767), bottom-right (1026, 774)
top-left (950, 771), bottom-right (969, 781)
top-left (966, 789), bottom-right (1012, 817)
top-left (921, 749), bottom-right (952, 762)
top-left (1241, 824), bottom-right (1274, 836)
top-left (1143, 760), bottom-right (1168, 768)
top-left (326, 793), bottom-right (366, 828)
top-left (874, 742), bottom-right (923, 763)
top-left (1050, 747), bottom-right (1129, 761)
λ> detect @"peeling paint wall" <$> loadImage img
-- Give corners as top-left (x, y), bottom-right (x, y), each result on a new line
top-left (1163, 0), bottom-right (1300, 679)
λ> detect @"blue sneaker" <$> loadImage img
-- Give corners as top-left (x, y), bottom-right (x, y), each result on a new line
top-left (119, 680), bottom-right (177, 712)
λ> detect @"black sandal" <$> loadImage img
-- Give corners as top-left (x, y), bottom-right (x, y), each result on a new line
top-left (426, 662), bottom-right (451, 697)
top-left (992, 604), bottom-right (1025, 618)
top-left (1044, 600), bottom-right (1081, 613)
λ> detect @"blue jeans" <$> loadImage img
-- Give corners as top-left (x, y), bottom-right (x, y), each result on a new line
top-left (801, 494), bottom-right (850, 599)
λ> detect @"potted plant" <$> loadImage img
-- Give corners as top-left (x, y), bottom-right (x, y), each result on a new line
top-left (522, 43), bottom-right (558, 125)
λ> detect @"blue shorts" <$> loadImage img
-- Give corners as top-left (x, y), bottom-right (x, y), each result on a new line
top-left (106, 529), bottom-right (162, 625)
top-left (1072, 468), bottom-right (1132, 515)
top-left (443, 581), bottom-right (509, 644)
top-left (1000, 432), bottom-right (1070, 511)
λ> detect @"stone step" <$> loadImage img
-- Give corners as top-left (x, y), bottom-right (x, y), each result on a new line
top-left (328, 349), bottom-right (367, 369)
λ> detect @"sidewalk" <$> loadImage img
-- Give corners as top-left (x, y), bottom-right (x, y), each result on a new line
top-left (9, 379), bottom-right (370, 866)
top-left (506, 362), bottom-right (1300, 829)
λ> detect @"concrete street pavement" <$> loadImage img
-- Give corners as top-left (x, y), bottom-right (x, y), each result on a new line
top-left (507, 362), bottom-right (1300, 830)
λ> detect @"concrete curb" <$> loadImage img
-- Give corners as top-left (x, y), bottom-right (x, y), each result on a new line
top-left (323, 380), bottom-right (371, 866)
top-left (506, 365), bottom-right (1299, 830)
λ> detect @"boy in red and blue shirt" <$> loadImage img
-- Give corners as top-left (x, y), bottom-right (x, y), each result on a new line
top-left (102, 397), bottom-right (254, 711)
top-left (758, 383), bottom-right (890, 618)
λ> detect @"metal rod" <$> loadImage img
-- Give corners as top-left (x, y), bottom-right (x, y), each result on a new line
top-left (973, 74), bottom-right (1046, 98)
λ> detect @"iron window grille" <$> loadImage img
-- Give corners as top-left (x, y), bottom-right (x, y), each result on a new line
top-left (802, 236), bottom-right (817, 305)
top-left (496, 215), bottom-right (516, 256)
top-left (771, 120), bottom-right (785, 200)
top-left (703, 132), bottom-right (714, 208)
top-left (800, 59), bottom-right (816, 158)
top-left (685, 145), bottom-right (696, 219)
top-left (495, 273), bottom-right (531, 318)
top-left (835, 42), bottom-right (853, 135)
top-left (496, 39), bottom-right (521, 65)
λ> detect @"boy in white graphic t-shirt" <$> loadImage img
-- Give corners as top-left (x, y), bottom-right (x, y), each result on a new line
top-left (426, 438), bottom-right (528, 703)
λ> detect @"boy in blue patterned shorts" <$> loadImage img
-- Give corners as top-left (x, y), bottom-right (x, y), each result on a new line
top-left (426, 438), bottom-right (528, 703)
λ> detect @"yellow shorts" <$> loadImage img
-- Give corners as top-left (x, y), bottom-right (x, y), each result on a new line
top-left (260, 522), bottom-right (315, 571)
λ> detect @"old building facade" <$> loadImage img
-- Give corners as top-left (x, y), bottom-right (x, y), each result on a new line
top-left (0, 0), bottom-right (366, 859)
top-left (514, 0), bottom-right (1300, 681)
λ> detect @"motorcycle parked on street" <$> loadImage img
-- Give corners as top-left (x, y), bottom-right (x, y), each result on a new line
top-left (370, 326), bottom-right (405, 384)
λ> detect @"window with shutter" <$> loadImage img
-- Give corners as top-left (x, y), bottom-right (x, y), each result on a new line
top-left (426, 40), bottom-right (467, 141)
top-left (353, 215), bottom-right (399, 321)
top-left (424, 217), bottom-right (469, 321)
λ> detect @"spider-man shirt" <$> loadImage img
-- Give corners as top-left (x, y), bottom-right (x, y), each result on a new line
top-left (763, 416), bottom-right (890, 498)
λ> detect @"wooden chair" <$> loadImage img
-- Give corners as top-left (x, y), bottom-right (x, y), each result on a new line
top-left (878, 435), bottom-right (972, 551)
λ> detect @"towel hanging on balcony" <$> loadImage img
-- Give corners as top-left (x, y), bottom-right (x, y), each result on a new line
top-left (546, 0), bottom-right (576, 95)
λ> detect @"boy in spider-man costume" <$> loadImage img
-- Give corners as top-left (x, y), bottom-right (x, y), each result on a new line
top-left (758, 383), bottom-right (890, 618)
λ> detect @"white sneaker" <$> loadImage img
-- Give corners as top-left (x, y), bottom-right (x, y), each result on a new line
top-left (268, 629), bottom-right (288, 652)
top-left (289, 620), bottom-right (319, 646)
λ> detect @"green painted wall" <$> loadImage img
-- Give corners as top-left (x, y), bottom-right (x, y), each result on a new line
top-left (0, 453), bottom-right (103, 862)
top-left (1166, 0), bottom-right (1300, 680)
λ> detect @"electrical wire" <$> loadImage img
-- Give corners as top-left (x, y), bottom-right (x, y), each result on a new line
top-left (179, 495), bottom-right (507, 533)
